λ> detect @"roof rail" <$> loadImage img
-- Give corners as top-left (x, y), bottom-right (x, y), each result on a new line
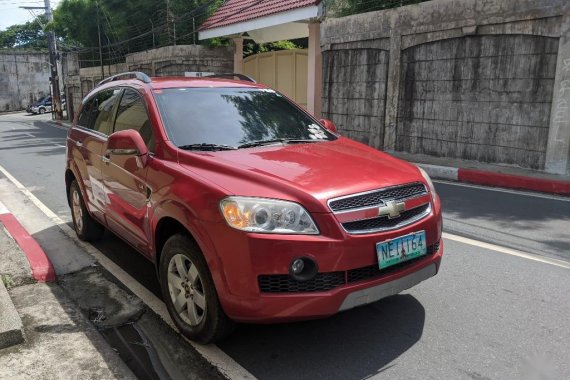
top-left (205, 73), bottom-right (256, 83)
top-left (96, 71), bottom-right (152, 87)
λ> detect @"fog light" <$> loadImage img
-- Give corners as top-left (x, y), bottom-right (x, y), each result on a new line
top-left (291, 259), bottom-right (304, 274)
top-left (289, 257), bottom-right (318, 281)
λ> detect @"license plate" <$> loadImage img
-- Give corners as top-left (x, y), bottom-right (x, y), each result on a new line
top-left (376, 231), bottom-right (427, 269)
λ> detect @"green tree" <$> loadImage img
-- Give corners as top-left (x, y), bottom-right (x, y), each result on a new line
top-left (0, 16), bottom-right (48, 50)
top-left (243, 40), bottom-right (301, 58)
top-left (51, 0), bottom-right (224, 59)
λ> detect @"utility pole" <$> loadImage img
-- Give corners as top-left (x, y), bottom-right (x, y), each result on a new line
top-left (96, 2), bottom-right (104, 79)
top-left (43, 0), bottom-right (62, 120)
top-left (26, 0), bottom-right (62, 120)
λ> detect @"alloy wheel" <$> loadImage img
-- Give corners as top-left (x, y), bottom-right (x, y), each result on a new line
top-left (167, 254), bottom-right (207, 326)
top-left (72, 189), bottom-right (83, 232)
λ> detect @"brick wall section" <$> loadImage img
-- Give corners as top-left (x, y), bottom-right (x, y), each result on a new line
top-left (396, 35), bottom-right (558, 170)
top-left (73, 45), bottom-right (233, 98)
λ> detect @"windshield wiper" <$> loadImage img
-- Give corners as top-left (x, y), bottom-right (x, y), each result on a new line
top-left (178, 143), bottom-right (237, 151)
top-left (238, 138), bottom-right (324, 149)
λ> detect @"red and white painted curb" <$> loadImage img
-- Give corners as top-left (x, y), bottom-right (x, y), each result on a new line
top-left (419, 164), bottom-right (570, 196)
top-left (0, 201), bottom-right (56, 282)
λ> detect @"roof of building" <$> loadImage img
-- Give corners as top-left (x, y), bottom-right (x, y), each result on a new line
top-left (199, 0), bottom-right (322, 31)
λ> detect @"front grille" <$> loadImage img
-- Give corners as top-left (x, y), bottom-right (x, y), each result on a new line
top-left (258, 241), bottom-right (440, 293)
top-left (258, 272), bottom-right (345, 293)
top-left (342, 204), bottom-right (430, 233)
top-left (329, 183), bottom-right (426, 212)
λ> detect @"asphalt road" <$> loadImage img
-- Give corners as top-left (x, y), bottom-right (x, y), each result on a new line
top-left (1, 112), bottom-right (569, 379)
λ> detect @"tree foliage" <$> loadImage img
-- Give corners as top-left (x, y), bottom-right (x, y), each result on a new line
top-left (0, 16), bottom-right (48, 50)
top-left (50, 0), bottom-right (224, 66)
top-left (244, 40), bottom-right (302, 58)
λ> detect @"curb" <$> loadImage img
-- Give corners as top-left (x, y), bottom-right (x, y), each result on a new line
top-left (0, 201), bottom-right (56, 282)
top-left (0, 280), bottom-right (25, 349)
top-left (418, 164), bottom-right (570, 196)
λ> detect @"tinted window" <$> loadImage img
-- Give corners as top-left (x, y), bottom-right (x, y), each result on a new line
top-left (92, 89), bottom-right (121, 135)
top-left (114, 89), bottom-right (155, 151)
top-left (153, 88), bottom-right (334, 148)
top-left (77, 98), bottom-right (94, 129)
top-left (77, 89), bottom-right (120, 134)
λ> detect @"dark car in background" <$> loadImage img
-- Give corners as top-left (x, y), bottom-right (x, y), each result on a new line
top-left (27, 95), bottom-right (66, 114)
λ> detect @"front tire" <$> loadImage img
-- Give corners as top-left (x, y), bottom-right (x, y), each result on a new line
top-left (69, 180), bottom-right (104, 241)
top-left (159, 234), bottom-right (234, 343)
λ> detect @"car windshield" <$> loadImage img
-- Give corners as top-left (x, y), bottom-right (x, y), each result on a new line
top-left (153, 87), bottom-right (336, 149)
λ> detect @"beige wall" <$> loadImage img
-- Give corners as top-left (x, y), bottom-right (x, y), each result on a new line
top-left (244, 49), bottom-right (308, 109)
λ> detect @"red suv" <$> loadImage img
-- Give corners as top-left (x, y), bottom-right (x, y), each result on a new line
top-left (65, 72), bottom-right (443, 343)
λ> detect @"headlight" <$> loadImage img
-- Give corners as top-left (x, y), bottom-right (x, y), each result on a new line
top-left (220, 197), bottom-right (319, 234)
top-left (418, 167), bottom-right (437, 197)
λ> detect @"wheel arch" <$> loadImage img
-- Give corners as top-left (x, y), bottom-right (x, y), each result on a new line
top-left (151, 202), bottom-right (225, 288)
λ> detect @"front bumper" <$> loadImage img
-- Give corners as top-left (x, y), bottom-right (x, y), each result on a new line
top-left (206, 199), bottom-right (443, 323)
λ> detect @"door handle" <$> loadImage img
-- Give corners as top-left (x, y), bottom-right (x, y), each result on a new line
top-left (101, 154), bottom-right (110, 164)
top-left (75, 140), bottom-right (83, 147)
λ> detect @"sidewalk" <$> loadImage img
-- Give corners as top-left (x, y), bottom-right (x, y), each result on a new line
top-left (0, 220), bottom-right (136, 379)
top-left (0, 173), bottom-right (228, 379)
top-left (390, 151), bottom-right (570, 196)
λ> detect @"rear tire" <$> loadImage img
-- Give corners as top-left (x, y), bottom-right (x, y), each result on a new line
top-left (69, 180), bottom-right (104, 241)
top-left (38, 107), bottom-right (46, 114)
top-left (159, 234), bottom-right (234, 343)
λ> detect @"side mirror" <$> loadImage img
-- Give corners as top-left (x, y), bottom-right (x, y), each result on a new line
top-left (107, 130), bottom-right (149, 165)
top-left (320, 119), bottom-right (338, 133)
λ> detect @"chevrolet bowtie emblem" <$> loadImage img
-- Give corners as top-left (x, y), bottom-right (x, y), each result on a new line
top-left (378, 200), bottom-right (406, 219)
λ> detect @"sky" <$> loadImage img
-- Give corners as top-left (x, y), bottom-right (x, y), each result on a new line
top-left (0, 0), bottom-right (62, 31)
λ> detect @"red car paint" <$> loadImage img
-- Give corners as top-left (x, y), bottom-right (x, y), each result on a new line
top-left (66, 76), bottom-right (443, 323)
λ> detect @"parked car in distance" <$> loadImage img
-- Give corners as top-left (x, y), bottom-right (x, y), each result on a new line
top-left (27, 95), bottom-right (66, 114)
top-left (65, 72), bottom-right (443, 343)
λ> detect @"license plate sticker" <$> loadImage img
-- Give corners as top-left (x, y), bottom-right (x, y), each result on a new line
top-left (376, 231), bottom-right (427, 269)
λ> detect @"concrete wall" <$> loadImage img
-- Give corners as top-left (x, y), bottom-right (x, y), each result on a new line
top-left (0, 52), bottom-right (50, 112)
top-left (321, 0), bottom-right (570, 175)
top-left (67, 45), bottom-right (234, 120)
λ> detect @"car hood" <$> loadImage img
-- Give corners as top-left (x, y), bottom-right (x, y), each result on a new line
top-left (177, 137), bottom-right (424, 212)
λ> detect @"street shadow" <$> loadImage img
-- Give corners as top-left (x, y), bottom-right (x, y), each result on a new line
top-left (0, 123), bottom-right (68, 157)
top-left (89, 229), bottom-right (162, 297)
top-left (436, 183), bottom-right (570, 225)
top-left (218, 294), bottom-right (425, 380)
top-left (436, 182), bottom-right (570, 256)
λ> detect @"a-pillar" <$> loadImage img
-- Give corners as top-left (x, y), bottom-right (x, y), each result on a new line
top-left (545, 14), bottom-right (570, 175)
top-left (233, 36), bottom-right (244, 74)
top-left (308, 22), bottom-right (322, 118)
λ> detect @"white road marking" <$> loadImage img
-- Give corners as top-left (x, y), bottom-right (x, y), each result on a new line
top-left (25, 133), bottom-right (35, 138)
top-left (0, 200), bottom-right (9, 215)
top-left (443, 232), bottom-right (570, 269)
top-left (0, 163), bottom-right (255, 380)
top-left (434, 180), bottom-right (570, 202)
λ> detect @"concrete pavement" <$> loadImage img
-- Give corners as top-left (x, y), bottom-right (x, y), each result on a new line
top-left (0, 222), bottom-right (136, 378)
top-left (0, 170), bottom-right (229, 379)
